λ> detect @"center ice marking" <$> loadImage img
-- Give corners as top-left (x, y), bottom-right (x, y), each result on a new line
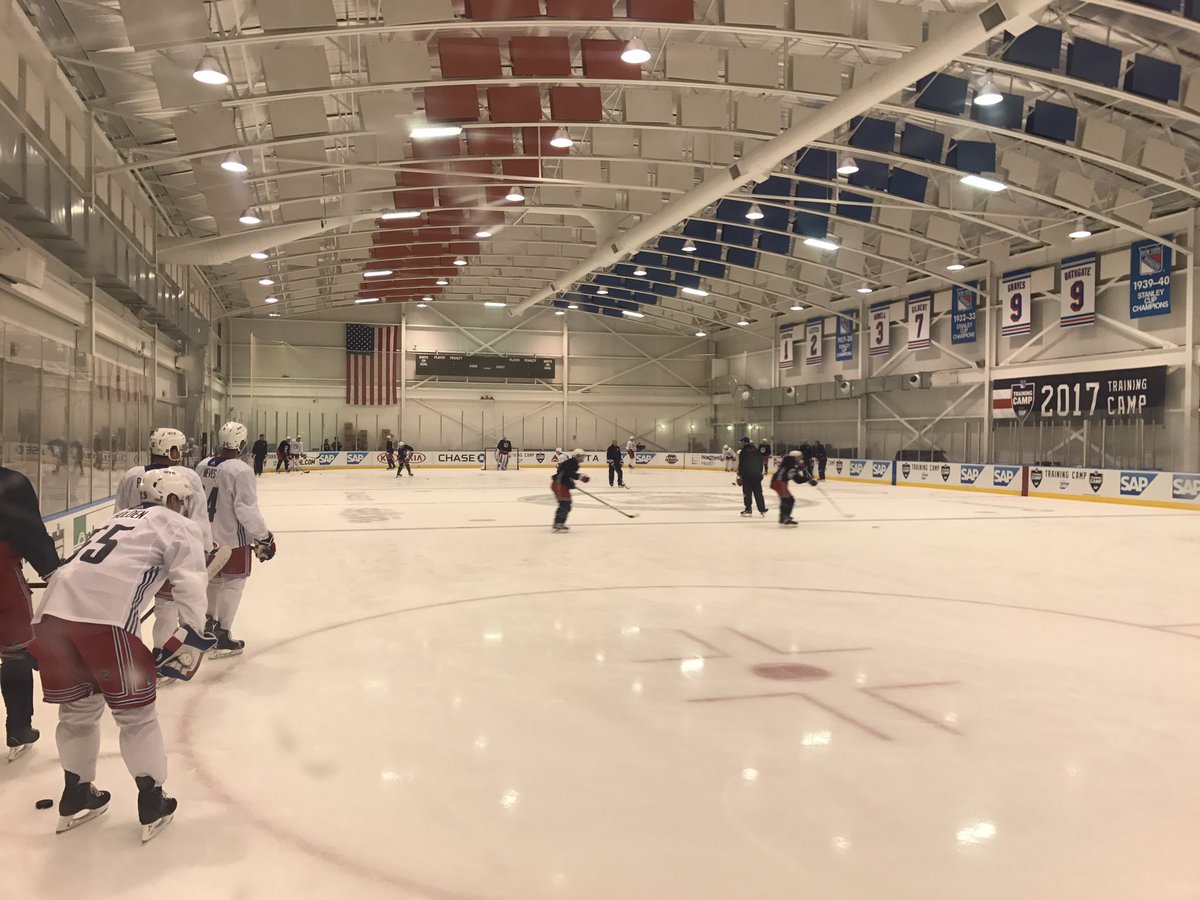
top-left (751, 662), bottom-right (831, 681)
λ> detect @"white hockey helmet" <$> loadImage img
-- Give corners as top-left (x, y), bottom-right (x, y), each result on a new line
top-left (573, 448), bottom-right (585, 459)
top-left (149, 427), bottom-right (186, 461)
top-left (139, 467), bottom-right (194, 507)
top-left (788, 449), bottom-right (802, 458)
top-left (218, 421), bottom-right (249, 452)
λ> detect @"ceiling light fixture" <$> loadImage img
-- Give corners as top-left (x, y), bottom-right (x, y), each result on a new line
top-left (505, 186), bottom-right (526, 202)
top-left (258, 277), bottom-right (274, 286)
top-left (411, 124), bottom-right (462, 139)
top-left (554, 310), bottom-right (566, 316)
top-left (267, 312), bottom-right (281, 317)
top-left (381, 209), bottom-right (421, 220)
top-left (549, 127), bottom-right (574, 149)
top-left (745, 204), bottom-right (765, 221)
top-left (946, 260), bottom-right (966, 271)
top-left (836, 156), bottom-right (859, 176)
top-left (621, 37), bottom-right (652, 65)
top-left (1068, 219), bottom-right (1093, 239)
top-left (453, 257), bottom-right (467, 266)
top-left (485, 301), bottom-right (507, 307)
top-left (354, 297), bottom-right (380, 304)
top-left (422, 296), bottom-right (433, 303)
top-left (972, 72), bottom-right (1003, 107)
top-left (239, 209), bottom-right (262, 226)
top-left (192, 56), bottom-right (230, 85)
top-left (682, 239), bottom-right (697, 253)
top-left (633, 265), bottom-right (648, 276)
top-left (856, 286), bottom-right (874, 294)
top-left (695, 330), bottom-right (707, 337)
top-left (682, 286), bottom-right (709, 297)
top-left (803, 235), bottom-right (840, 251)
top-left (622, 310), bottom-right (644, 318)
top-left (416, 302), bottom-right (428, 308)
top-left (363, 269), bottom-right (394, 278)
top-left (596, 287), bottom-right (609, 295)
top-left (960, 173), bottom-right (1007, 192)
top-left (790, 303), bottom-right (805, 311)
top-left (568, 303), bottom-right (579, 310)
top-left (220, 154), bottom-right (248, 174)
top-left (436, 277), bottom-right (449, 285)
top-left (737, 319), bottom-right (750, 326)
top-left (475, 229), bottom-right (493, 239)
top-left (249, 251), bottom-right (269, 261)
top-left (264, 297), bottom-right (278, 304)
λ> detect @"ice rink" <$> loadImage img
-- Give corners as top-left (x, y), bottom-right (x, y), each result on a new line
top-left (4, 467), bottom-right (1199, 900)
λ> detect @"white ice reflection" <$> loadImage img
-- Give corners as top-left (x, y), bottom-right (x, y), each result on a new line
top-left (679, 657), bottom-right (705, 676)
top-left (956, 821), bottom-right (997, 845)
top-left (741, 768), bottom-right (759, 783)
top-left (500, 789), bottom-right (520, 810)
top-left (801, 730), bottom-right (832, 747)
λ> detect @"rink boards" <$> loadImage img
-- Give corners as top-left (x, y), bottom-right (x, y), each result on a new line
top-left (290, 449), bottom-right (729, 471)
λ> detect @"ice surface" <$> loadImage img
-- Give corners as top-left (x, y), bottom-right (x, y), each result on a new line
top-left (4, 468), bottom-right (1199, 899)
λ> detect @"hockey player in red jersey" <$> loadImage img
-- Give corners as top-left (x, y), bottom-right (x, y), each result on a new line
top-left (551, 449), bottom-right (590, 532)
top-left (770, 450), bottom-right (818, 526)
top-left (30, 467), bottom-right (214, 842)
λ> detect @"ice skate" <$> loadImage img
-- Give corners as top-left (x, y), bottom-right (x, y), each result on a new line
top-left (740, 509), bottom-right (753, 517)
top-left (136, 775), bottom-right (176, 843)
top-left (781, 518), bottom-right (798, 526)
top-left (204, 614), bottom-right (216, 636)
top-left (552, 523), bottom-right (569, 532)
top-left (7, 724), bottom-right (39, 762)
top-left (56, 771), bottom-right (110, 834)
top-left (209, 626), bottom-right (245, 659)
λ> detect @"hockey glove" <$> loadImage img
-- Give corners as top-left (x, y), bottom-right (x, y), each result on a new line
top-left (580, 474), bottom-right (591, 483)
top-left (736, 476), bottom-right (743, 486)
top-left (156, 625), bottom-right (218, 681)
top-left (253, 533), bottom-right (277, 562)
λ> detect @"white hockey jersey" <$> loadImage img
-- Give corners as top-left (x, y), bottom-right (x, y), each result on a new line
top-left (114, 464), bottom-right (212, 550)
top-left (34, 505), bottom-right (207, 633)
top-left (194, 455), bottom-right (270, 550)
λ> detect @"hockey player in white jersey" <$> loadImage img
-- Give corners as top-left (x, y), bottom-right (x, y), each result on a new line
top-left (30, 467), bottom-right (214, 842)
top-left (114, 427), bottom-right (215, 653)
top-left (196, 422), bottom-right (275, 657)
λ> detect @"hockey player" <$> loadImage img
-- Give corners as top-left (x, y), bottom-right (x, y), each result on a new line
top-left (606, 439), bottom-right (626, 488)
top-left (496, 437), bottom-right (513, 471)
top-left (722, 444), bottom-right (736, 472)
top-left (758, 437), bottom-right (772, 476)
top-left (395, 439), bottom-right (414, 478)
top-left (384, 435), bottom-right (396, 470)
top-left (625, 435), bottom-right (637, 465)
top-left (813, 440), bottom-right (828, 480)
top-left (275, 436), bottom-right (291, 474)
top-left (251, 434), bottom-right (269, 477)
top-left (291, 435), bottom-right (305, 473)
top-left (770, 450), bottom-right (818, 526)
top-left (114, 428), bottom-right (214, 655)
top-left (737, 437), bottom-right (768, 517)
top-left (30, 467), bottom-right (211, 842)
top-left (0, 465), bottom-right (61, 761)
top-left (551, 449), bottom-right (590, 532)
top-left (197, 423), bottom-right (276, 657)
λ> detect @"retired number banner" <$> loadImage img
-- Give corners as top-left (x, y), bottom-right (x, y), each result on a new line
top-left (804, 318), bottom-right (824, 366)
top-left (869, 303), bottom-right (891, 356)
top-left (778, 324), bottom-right (795, 369)
top-left (1001, 269), bottom-right (1032, 337)
top-left (1060, 254), bottom-right (1096, 328)
top-left (907, 293), bottom-right (932, 350)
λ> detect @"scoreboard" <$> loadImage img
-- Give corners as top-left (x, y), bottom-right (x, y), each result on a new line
top-left (415, 353), bottom-right (556, 379)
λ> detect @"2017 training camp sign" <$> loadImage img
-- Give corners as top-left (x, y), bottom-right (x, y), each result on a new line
top-left (992, 365), bottom-right (1166, 422)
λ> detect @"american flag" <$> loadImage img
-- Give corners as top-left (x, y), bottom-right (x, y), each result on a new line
top-left (345, 324), bottom-right (398, 405)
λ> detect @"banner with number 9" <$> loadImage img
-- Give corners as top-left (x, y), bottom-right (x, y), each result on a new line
top-left (1001, 269), bottom-right (1032, 337)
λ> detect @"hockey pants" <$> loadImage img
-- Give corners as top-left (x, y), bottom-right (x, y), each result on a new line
top-left (253, 457), bottom-right (265, 476)
top-left (818, 459), bottom-right (826, 480)
top-left (552, 483), bottom-right (571, 525)
top-left (0, 650), bottom-right (34, 731)
top-left (741, 479), bottom-right (766, 513)
top-left (386, 453), bottom-right (395, 469)
top-left (207, 575), bottom-right (248, 629)
top-left (57, 694), bottom-right (166, 785)
top-left (771, 480), bottom-right (794, 522)
top-left (396, 460), bottom-right (412, 476)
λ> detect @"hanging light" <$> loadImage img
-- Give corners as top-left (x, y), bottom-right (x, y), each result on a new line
top-left (736, 319), bottom-right (750, 326)
top-left (249, 251), bottom-right (269, 260)
top-left (946, 260), bottom-right (966, 271)
top-left (790, 303), bottom-right (805, 311)
top-left (856, 286), bottom-right (874, 294)
top-left (220, 153), bottom-right (248, 173)
top-left (436, 277), bottom-right (449, 286)
top-left (622, 310), bottom-right (644, 318)
top-left (694, 330), bottom-right (707, 337)
top-left (960, 173), bottom-right (1006, 192)
top-left (620, 38), bottom-right (652, 65)
top-left (836, 156), bottom-right (859, 176)
top-left (475, 229), bottom-right (493, 239)
top-left (682, 286), bottom-right (709, 297)
top-left (381, 209), bottom-right (421, 220)
top-left (1068, 219), bottom-right (1093, 239)
top-left (803, 235), bottom-right (840, 251)
top-left (745, 203), bottom-right (765, 221)
top-left (568, 303), bottom-right (579, 310)
top-left (354, 297), bottom-right (380, 304)
top-left (263, 297), bottom-right (278, 304)
top-left (416, 301), bottom-right (428, 308)
top-left (596, 287), bottom-right (609, 295)
top-left (258, 277), bottom-right (275, 286)
top-left (484, 300), bottom-right (507, 308)
top-left (549, 127), bottom-right (574, 149)
top-left (267, 312), bottom-right (281, 317)
top-left (411, 124), bottom-right (462, 139)
top-left (363, 269), bottom-right (394, 278)
top-left (239, 208), bottom-right (262, 226)
top-left (192, 56), bottom-right (230, 85)
top-left (633, 265), bottom-right (648, 276)
top-left (972, 73), bottom-right (1003, 107)
top-left (505, 186), bottom-right (526, 202)
top-left (554, 310), bottom-right (566, 316)
top-left (682, 239), bottom-right (697, 253)
top-left (453, 256), bottom-right (467, 266)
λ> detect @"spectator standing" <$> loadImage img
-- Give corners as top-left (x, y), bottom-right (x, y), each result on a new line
top-left (737, 437), bottom-right (767, 517)
top-left (251, 435), bottom-right (269, 477)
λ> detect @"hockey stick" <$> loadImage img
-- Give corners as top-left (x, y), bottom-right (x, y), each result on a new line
top-left (139, 545), bottom-right (233, 624)
top-left (572, 486), bottom-right (639, 519)
top-left (814, 483), bottom-right (854, 519)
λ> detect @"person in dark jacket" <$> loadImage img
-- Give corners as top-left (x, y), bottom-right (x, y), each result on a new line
top-left (798, 441), bottom-right (813, 467)
top-left (551, 449), bottom-right (591, 532)
top-left (770, 450), bottom-right (818, 526)
top-left (251, 435), bottom-right (269, 477)
top-left (605, 440), bottom-right (626, 488)
top-left (737, 437), bottom-right (767, 517)
top-left (384, 435), bottom-right (396, 470)
top-left (275, 437), bottom-right (291, 473)
top-left (757, 438), bottom-right (772, 476)
top-left (496, 437), bottom-right (513, 471)
top-left (0, 465), bottom-right (62, 759)
top-left (395, 440), bottom-right (414, 478)
top-left (813, 440), bottom-right (828, 480)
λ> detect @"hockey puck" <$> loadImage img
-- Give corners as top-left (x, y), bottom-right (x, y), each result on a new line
top-left (35, 799), bottom-right (52, 810)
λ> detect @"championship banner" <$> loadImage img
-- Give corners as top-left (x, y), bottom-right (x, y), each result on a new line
top-left (804, 318), bottom-right (824, 366)
top-left (1000, 269), bottom-right (1032, 337)
top-left (907, 293), bottom-right (932, 350)
top-left (835, 311), bottom-right (855, 361)
top-left (868, 303), bottom-right (891, 356)
top-left (1060, 254), bottom-right (1096, 328)
top-left (951, 282), bottom-right (977, 345)
top-left (992, 365), bottom-right (1166, 422)
top-left (779, 324), bottom-right (795, 369)
top-left (1130, 238), bottom-right (1172, 319)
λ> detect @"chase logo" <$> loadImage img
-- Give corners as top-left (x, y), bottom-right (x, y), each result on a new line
top-left (849, 460), bottom-right (865, 477)
top-left (1119, 473), bottom-right (1156, 496)
top-left (871, 462), bottom-right (889, 479)
top-left (994, 466), bottom-right (1019, 487)
top-left (345, 452), bottom-right (368, 465)
top-left (1172, 476), bottom-right (1200, 501)
top-left (316, 452), bottom-right (337, 466)
top-left (960, 465), bottom-right (983, 485)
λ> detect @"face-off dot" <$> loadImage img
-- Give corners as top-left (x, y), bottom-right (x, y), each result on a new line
top-left (751, 663), bottom-right (831, 681)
